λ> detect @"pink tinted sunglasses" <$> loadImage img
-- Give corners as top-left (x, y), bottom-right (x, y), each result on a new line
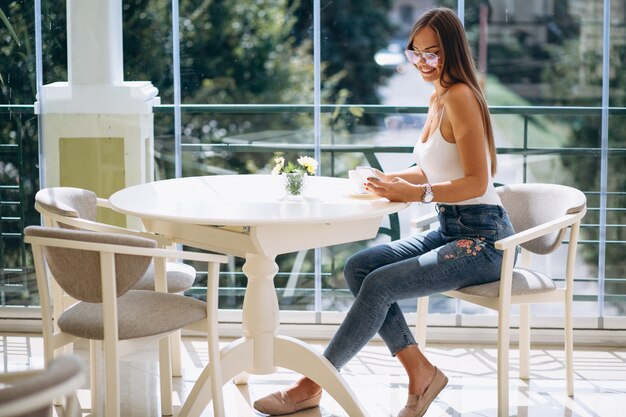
top-left (404, 50), bottom-right (439, 67)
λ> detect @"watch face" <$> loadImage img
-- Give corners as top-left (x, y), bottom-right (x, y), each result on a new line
top-left (422, 184), bottom-right (434, 203)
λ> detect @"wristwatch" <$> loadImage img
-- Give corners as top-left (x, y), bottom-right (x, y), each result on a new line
top-left (421, 183), bottom-right (434, 203)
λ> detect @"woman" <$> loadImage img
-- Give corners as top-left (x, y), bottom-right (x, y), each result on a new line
top-left (253, 7), bottom-right (515, 417)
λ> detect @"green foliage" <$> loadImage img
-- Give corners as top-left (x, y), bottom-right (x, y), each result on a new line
top-left (293, 0), bottom-right (394, 105)
top-left (0, 1), bottom-right (67, 103)
top-left (0, 7), bottom-right (20, 47)
top-left (541, 39), bottom-right (626, 306)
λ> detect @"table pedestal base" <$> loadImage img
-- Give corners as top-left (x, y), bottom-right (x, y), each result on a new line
top-left (177, 335), bottom-right (369, 417)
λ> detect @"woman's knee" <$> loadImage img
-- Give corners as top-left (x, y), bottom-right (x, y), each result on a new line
top-left (343, 253), bottom-right (364, 294)
top-left (358, 272), bottom-right (393, 303)
top-left (343, 250), bottom-right (376, 294)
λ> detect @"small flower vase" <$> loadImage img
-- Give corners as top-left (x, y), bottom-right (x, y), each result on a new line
top-left (283, 171), bottom-right (306, 201)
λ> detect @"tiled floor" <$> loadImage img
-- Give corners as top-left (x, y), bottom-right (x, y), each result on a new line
top-left (1, 333), bottom-right (625, 417)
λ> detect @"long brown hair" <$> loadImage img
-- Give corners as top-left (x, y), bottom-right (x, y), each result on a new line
top-left (407, 7), bottom-right (497, 175)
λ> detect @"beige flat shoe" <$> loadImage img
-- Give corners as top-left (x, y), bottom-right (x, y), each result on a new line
top-left (253, 389), bottom-right (322, 415)
top-left (397, 367), bottom-right (448, 417)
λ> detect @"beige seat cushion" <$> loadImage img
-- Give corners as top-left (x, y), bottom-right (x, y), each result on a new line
top-left (58, 290), bottom-right (207, 340)
top-left (133, 262), bottom-right (196, 293)
top-left (454, 268), bottom-right (558, 298)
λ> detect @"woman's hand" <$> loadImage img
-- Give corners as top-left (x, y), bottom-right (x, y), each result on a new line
top-left (366, 176), bottom-right (422, 202)
top-left (371, 168), bottom-right (392, 182)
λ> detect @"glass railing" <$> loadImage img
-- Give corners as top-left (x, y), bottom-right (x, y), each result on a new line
top-left (1, 103), bottom-right (624, 322)
top-left (0, 105), bottom-right (39, 307)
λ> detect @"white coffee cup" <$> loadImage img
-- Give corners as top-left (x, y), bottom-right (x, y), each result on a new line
top-left (348, 170), bottom-right (367, 194)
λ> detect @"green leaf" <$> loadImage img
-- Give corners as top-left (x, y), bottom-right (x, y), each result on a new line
top-left (348, 106), bottom-right (364, 118)
top-left (0, 8), bottom-right (21, 47)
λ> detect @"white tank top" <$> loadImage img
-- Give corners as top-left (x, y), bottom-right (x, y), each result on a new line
top-left (413, 108), bottom-right (502, 206)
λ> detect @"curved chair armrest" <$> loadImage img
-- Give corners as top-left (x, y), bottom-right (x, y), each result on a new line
top-left (25, 234), bottom-right (228, 265)
top-left (410, 212), bottom-right (439, 229)
top-left (40, 209), bottom-right (172, 247)
top-left (0, 355), bottom-right (85, 417)
top-left (0, 369), bottom-right (43, 384)
top-left (96, 197), bottom-right (111, 208)
top-left (494, 211), bottom-right (585, 251)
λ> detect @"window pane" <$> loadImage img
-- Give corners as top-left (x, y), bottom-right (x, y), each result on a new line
top-left (123, 0), bottom-right (173, 103)
top-left (320, 0), bottom-right (399, 105)
top-left (0, 0), bottom-right (623, 330)
top-left (178, 1), bottom-right (312, 105)
top-left (1, 1), bottom-right (39, 104)
top-left (464, 1), bottom-right (603, 107)
top-left (40, 1), bottom-right (67, 86)
top-left (1, 2), bottom-right (40, 307)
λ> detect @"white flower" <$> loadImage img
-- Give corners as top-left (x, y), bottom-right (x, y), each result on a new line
top-left (270, 155), bottom-right (318, 176)
top-left (297, 156), bottom-right (318, 175)
top-left (271, 156), bottom-right (285, 175)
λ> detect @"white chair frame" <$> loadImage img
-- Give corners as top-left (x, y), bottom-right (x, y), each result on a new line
top-left (26, 233), bottom-right (228, 417)
top-left (0, 356), bottom-right (86, 417)
top-left (35, 196), bottom-right (189, 378)
top-left (411, 196), bottom-right (586, 417)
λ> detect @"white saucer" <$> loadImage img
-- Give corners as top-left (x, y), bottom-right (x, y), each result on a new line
top-left (347, 191), bottom-right (380, 199)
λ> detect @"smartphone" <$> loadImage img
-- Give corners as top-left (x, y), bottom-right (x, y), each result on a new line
top-left (356, 166), bottom-right (380, 180)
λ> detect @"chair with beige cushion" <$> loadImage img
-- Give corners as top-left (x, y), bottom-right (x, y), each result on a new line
top-left (25, 226), bottom-right (227, 417)
top-left (412, 183), bottom-right (587, 417)
top-left (34, 186), bottom-right (194, 376)
top-left (34, 187), bottom-right (196, 293)
top-left (0, 355), bottom-right (85, 417)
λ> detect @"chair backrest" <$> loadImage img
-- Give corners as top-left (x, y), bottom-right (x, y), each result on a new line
top-left (0, 355), bottom-right (85, 417)
top-left (35, 187), bottom-right (98, 225)
top-left (24, 226), bottom-right (155, 303)
top-left (497, 183), bottom-right (587, 255)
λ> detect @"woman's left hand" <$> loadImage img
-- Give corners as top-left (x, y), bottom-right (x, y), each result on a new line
top-left (366, 177), bottom-right (421, 202)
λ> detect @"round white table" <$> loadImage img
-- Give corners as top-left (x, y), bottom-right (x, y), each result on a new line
top-left (109, 174), bottom-right (409, 417)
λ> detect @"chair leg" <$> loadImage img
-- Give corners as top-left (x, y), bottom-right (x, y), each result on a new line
top-left (565, 293), bottom-right (574, 397)
top-left (103, 339), bottom-right (120, 417)
top-left (170, 330), bottom-right (182, 377)
top-left (519, 304), bottom-right (530, 380)
top-left (65, 392), bottom-right (82, 417)
top-left (159, 336), bottom-right (174, 416)
top-left (233, 371), bottom-right (250, 385)
top-left (90, 340), bottom-right (103, 417)
top-left (207, 262), bottom-right (226, 417)
top-left (497, 318), bottom-right (511, 417)
top-left (415, 296), bottom-right (429, 348)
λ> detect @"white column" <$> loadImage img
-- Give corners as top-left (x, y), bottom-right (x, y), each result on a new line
top-left (36, 0), bottom-right (160, 229)
top-left (67, 0), bottom-right (123, 85)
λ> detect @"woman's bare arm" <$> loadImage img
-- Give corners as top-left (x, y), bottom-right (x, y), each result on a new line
top-left (367, 83), bottom-right (490, 203)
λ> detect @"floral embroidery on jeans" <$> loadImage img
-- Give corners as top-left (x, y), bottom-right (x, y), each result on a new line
top-left (444, 237), bottom-right (486, 259)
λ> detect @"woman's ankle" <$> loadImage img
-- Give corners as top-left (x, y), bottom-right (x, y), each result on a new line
top-left (286, 378), bottom-right (322, 402)
top-left (408, 364), bottom-right (436, 396)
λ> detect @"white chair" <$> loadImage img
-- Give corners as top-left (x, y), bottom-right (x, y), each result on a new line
top-left (412, 183), bottom-right (587, 417)
top-left (35, 186), bottom-right (195, 377)
top-left (0, 355), bottom-right (85, 417)
top-left (34, 187), bottom-right (197, 294)
top-left (25, 226), bottom-right (228, 417)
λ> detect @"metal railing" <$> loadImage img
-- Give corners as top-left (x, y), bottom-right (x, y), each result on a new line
top-left (1, 103), bottom-right (625, 312)
top-left (0, 105), bottom-right (36, 306)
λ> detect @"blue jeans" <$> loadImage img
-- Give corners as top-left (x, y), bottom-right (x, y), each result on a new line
top-left (323, 204), bottom-right (515, 370)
